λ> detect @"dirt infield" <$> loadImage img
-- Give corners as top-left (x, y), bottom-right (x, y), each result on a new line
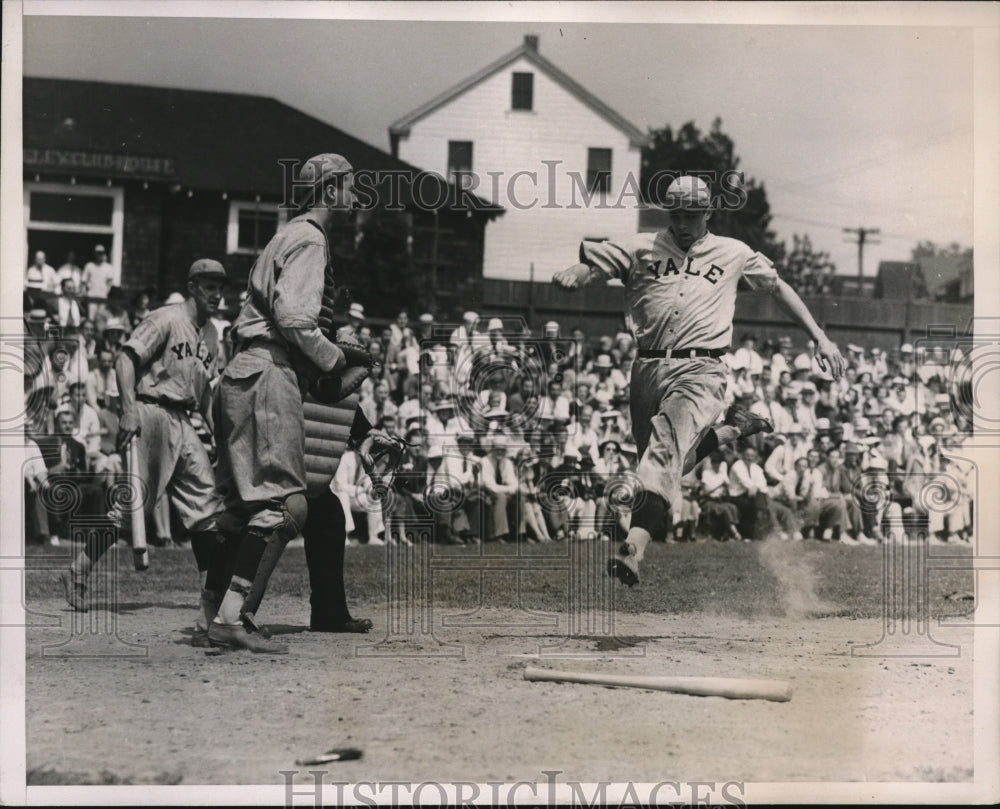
top-left (23, 541), bottom-right (975, 787)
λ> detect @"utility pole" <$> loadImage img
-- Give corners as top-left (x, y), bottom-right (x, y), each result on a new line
top-left (843, 226), bottom-right (880, 294)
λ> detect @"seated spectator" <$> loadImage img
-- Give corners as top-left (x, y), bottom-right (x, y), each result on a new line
top-left (86, 347), bottom-right (120, 412)
top-left (22, 430), bottom-right (51, 546)
top-left (100, 316), bottom-right (129, 355)
top-left (696, 451), bottom-right (743, 541)
top-left (35, 404), bottom-right (106, 545)
top-left (94, 286), bottom-right (132, 336)
top-left (443, 434), bottom-right (482, 543)
top-left (423, 444), bottom-right (472, 545)
top-left (479, 433), bottom-right (520, 543)
top-left (130, 289), bottom-right (155, 327)
top-left (516, 454), bottom-right (552, 543)
top-left (566, 404), bottom-right (601, 464)
top-left (881, 414), bottom-right (919, 474)
top-left (728, 444), bottom-right (781, 540)
top-left (537, 379), bottom-right (571, 424)
top-left (55, 278), bottom-right (83, 328)
top-left (360, 380), bottom-right (398, 426)
top-left (506, 376), bottom-right (538, 421)
top-left (396, 377), bottom-right (424, 426)
top-left (329, 448), bottom-right (386, 544)
top-left (66, 380), bottom-right (102, 471)
top-left (793, 449), bottom-right (850, 541)
top-left (733, 333), bottom-right (765, 377)
top-left (384, 428), bottom-right (429, 546)
top-left (796, 382), bottom-right (818, 435)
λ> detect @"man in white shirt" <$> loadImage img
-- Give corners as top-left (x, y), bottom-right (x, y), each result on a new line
top-left (329, 449), bottom-right (385, 542)
top-left (82, 244), bottom-right (116, 305)
top-left (537, 379), bottom-right (571, 424)
top-left (27, 250), bottom-right (59, 293)
top-left (478, 433), bottom-right (519, 542)
top-left (728, 445), bottom-right (771, 540)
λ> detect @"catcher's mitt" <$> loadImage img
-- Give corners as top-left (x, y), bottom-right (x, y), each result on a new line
top-left (310, 336), bottom-right (376, 405)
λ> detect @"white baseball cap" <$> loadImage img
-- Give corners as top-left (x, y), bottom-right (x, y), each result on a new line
top-left (664, 176), bottom-right (711, 209)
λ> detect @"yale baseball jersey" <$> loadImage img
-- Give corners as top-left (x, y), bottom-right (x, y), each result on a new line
top-left (124, 300), bottom-right (218, 409)
top-left (580, 230), bottom-right (779, 351)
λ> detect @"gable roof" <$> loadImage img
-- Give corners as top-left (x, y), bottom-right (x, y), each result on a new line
top-left (23, 77), bottom-right (502, 214)
top-left (389, 39), bottom-right (648, 148)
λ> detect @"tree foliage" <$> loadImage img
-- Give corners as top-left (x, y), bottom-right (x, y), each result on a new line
top-left (782, 234), bottom-right (836, 296)
top-left (640, 118), bottom-right (785, 263)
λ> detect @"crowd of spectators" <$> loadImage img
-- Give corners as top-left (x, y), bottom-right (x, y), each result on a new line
top-left (326, 309), bottom-right (976, 549)
top-left (21, 251), bottom-right (975, 550)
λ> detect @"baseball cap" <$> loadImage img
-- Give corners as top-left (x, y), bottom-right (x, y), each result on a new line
top-left (188, 258), bottom-right (227, 281)
top-left (664, 176), bottom-right (711, 209)
top-left (297, 153), bottom-right (353, 187)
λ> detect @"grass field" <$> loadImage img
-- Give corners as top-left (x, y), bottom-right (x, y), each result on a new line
top-left (24, 535), bottom-right (977, 621)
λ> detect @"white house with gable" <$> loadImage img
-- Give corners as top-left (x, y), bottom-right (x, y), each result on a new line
top-left (389, 35), bottom-right (647, 282)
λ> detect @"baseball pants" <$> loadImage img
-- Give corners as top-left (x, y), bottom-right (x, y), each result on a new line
top-left (214, 344), bottom-right (306, 533)
top-left (630, 357), bottom-right (727, 511)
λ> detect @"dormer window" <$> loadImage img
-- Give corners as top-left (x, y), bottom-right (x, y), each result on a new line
top-left (512, 72), bottom-right (534, 111)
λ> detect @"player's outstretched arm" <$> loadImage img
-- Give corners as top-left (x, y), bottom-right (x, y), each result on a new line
top-left (770, 278), bottom-right (846, 379)
top-left (552, 263), bottom-right (605, 291)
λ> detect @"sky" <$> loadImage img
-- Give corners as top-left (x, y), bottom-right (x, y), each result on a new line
top-left (16, 3), bottom-right (988, 279)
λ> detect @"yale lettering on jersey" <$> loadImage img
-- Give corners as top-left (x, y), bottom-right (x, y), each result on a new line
top-left (645, 256), bottom-right (724, 284)
top-left (170, 340), bottom-right (214, 370)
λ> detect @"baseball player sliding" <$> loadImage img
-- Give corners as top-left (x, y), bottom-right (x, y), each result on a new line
top-left (553, 175), bottom-right (845, 586)
top-left (60, 259), bottom-right (227, 611)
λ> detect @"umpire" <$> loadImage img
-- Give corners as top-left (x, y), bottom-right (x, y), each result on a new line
top-left (203, 154), bottom-right (354, 653)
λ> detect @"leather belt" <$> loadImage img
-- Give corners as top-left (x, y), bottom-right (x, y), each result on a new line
top-left (637, 347), bottom-right (729, 359)
top-left (137, 394), bottom-right (192, 414)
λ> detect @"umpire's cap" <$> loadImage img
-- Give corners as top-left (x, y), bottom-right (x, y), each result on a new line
top-left (188, 258), bottom-right (227, 281)
top-left (665, 176), bottom-right (711, 209)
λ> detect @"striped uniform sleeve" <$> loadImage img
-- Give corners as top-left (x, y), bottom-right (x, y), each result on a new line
top-left (579, 238), bottom-right (636, 283)
top-left (741, 250), bottom-right (779, 292)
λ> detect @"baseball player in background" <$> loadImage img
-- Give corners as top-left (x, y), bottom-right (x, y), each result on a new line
top-left (60, 259), bottom-right (228, 611)
top-left (554, 175), bottom-right (845, 585)
top-left (202, 154), bottom-right (354, 653)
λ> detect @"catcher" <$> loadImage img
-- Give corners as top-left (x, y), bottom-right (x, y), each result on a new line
top-left (202, 153), bottom-right (372, 653)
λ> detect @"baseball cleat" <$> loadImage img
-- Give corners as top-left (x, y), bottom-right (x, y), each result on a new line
top-left (309, 617), bottom-right (374, 634)
top-left (207, 622), bottom-right (289, 654)
top-left (607, 542), bottom-right (640, 586)
top-left (191, 628), bottom-right (212, 648)
top-left (59, 570), bottom-right (88, 612)
top-left (724, 405), bottom-right (773, 438)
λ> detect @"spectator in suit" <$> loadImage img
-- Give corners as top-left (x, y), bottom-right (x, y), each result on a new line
top-left (479, 433), bottom-right (519, 542)
top-left (55, 278), bottom-right (83, 328)
top-left (36, 404), bottom-right (106, 545)
top-left (446, 434), bottom-right (482, 543)
top-left (86, 347), bottom-right (119, 411)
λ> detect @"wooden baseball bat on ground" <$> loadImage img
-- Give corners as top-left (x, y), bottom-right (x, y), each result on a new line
top-left (128, 437), bottom-right (149, 571)
top-left (523, 666), bottom-right (793, 702)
